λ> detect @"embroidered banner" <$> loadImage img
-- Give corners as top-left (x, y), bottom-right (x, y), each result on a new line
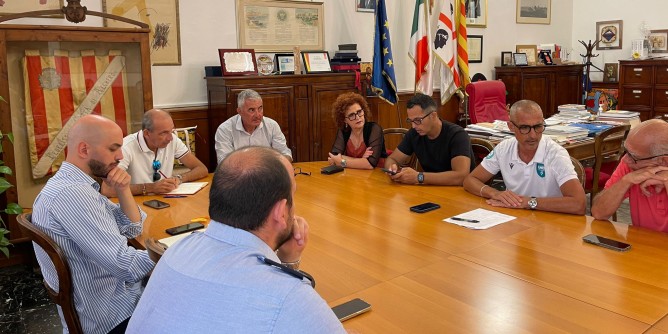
top-left (23, 50), bottom-right (131, 179)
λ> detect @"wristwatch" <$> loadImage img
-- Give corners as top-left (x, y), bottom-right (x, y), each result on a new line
top-left (528, 197), bottom-right (538, 210)
top-left (340, 158), bottom-right (347, 168)
top-left (417, 172), bottom-right (424, 184)
top-left (175, 174), bottom-right (183, 185)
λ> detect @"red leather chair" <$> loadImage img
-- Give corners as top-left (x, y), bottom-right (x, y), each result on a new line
top-left (466, 81), bottom-right (509, 124)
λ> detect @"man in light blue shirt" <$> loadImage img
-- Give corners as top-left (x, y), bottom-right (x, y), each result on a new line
top-left (214, 89), bottom-right (293, 164)
top-left (127, 147), bottom-right (344, 333)
top-left (32, 115), bottom-right (154, 334)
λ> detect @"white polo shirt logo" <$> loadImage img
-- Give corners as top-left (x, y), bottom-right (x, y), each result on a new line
top-left (509, 163), bottom-right (514, 169)
top-left (536, 163), bottom-right (546, 178)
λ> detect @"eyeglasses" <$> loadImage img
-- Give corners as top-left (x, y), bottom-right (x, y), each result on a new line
top-left (623, 146), bottom-right (668, 164)
top-left (294, 167), bottom-right (311, 176)
top-left (510, 121), bottom-right (546, 134)
top-left (345, 109), bottom-right (365, 121)
top-left (406, 110), bottom-right (434, 125)
top-left (152, 160), bottom-right (162, 182)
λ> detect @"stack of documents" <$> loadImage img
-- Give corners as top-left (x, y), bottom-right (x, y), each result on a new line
top-left (465, 121), bottom-right (514, 140)
top-left (443, 208), bottom-right (516, 229)
top-left (557, 104), bottom-right (586, 112)
top-left (598, 110), bottom-right (641, 128)
top-left (543, 124), bottom-right (590, 143)
top-left (569, 122), bottom-right (614, 136)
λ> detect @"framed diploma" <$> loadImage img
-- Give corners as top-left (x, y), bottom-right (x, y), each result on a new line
top-left (301, 51), bottom-right (331, 73)
top-left (274, 53), bottom-right (295, 74)
top-left (218, 49), bottom-right (258, 76)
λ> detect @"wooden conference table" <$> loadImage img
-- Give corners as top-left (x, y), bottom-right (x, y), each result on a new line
top-left (135, 162), bottom-right (668, 333)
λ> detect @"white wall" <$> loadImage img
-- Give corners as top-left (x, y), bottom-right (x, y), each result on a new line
top-left (572, 0), bottom-right (668, 82)
top-left (7, 0), bottom-right (576, 108)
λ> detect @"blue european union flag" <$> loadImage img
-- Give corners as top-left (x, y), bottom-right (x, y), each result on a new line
top-left (371, 0), bottom-right (398, 104)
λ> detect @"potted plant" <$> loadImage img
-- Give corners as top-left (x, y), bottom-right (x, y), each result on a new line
top-left (0, 96), bottom-right (22, 258)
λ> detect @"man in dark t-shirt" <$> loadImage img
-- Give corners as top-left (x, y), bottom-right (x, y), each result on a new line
top-left (384, 93), bottom-right (473, 185)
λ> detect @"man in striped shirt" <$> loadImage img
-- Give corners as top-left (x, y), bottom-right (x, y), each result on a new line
top-left (32, 115), bottom-right (155, 334)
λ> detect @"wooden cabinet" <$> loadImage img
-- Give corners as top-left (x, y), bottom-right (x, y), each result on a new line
top-left (618, 59), bottom-right (668, 120)
top-left (205, 73), bottom-right (356, 168)
top-left (495, 64), bottom-right (584, 117)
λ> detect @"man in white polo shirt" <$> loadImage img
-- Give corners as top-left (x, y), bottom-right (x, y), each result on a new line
top-left (463, 100), bottom-right (585, 215)
top-left (102, 109), bottom-right (208, 196)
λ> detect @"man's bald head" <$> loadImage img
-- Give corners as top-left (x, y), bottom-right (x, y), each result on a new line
top-left (509, 100), bottom-right (542, 122)
top-left (67, 115), bottom-right (123, 151)
top-left (627, 119), bottom-right (668, 155)
top-left (142, 109), bottom-right (172, 131)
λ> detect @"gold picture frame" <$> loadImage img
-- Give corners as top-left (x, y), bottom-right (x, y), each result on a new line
top-left (0, 0), bottom-right (64, 18)
top-left (237, 0), bottom-right (324, 52)
top-left (465, 0), bottom-right (487, 28)
top-left (516, 44), bottom-right (537, 65)
top-left (516, 0), bottom-right (550, 25)
top-left (102, 0), bottom-right (182, 66)
top-left (649, 29), bottom-right (668, 54)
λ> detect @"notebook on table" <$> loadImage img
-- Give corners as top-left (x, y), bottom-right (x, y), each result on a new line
top-left (164, 182), bottom-right (208, 195)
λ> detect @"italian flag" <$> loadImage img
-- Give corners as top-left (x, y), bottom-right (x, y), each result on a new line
top-left (409, 0), bottom-right (433, 95)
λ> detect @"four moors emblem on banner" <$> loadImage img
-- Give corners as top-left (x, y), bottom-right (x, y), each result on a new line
top-left (23, 49), bottom-right (132, 179)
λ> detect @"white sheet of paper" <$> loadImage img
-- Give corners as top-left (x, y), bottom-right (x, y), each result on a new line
top-left (158, 229), bottom-right (206, 248)
top-left (164, 182), bottom-right (208, 195)
top-left (443, 208), bottom-right (516, 230)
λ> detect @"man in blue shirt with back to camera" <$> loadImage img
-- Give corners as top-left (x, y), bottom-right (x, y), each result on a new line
top-left (127, 146), bottom-right (345, 333)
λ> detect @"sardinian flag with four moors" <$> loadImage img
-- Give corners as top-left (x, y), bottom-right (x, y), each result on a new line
top-left (23, 50), bottom-right (131, 179)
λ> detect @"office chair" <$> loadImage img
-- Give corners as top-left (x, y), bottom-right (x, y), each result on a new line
top-left (465, 81), bottom-right (509, 124)
top-left (382, 128), bottom-right (418, 170)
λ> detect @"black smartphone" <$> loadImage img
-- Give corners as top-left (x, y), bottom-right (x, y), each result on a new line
top-left (380, 168), bottom-right (398, 175)
top-left (410, 202), bottom-right (441, 213)
top-left (321, 165), bottom-right (344, 175)
top-left (165, 222), bottom-right (205, 236)
top-left (331, 298), bottom-right (371, 322)
top-left (582, 234), bottom-right (631, 252)
top-left (143, 200), bottom-right (170, 209)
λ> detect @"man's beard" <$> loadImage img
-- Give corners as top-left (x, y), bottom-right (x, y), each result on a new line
top-left (88, 158), bottom-right (117, 178)
top-left (275, 215), bottom-right (295, 249)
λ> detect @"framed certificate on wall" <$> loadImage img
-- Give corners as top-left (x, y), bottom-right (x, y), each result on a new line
top-left (301, 51), bottom-right (331, 73)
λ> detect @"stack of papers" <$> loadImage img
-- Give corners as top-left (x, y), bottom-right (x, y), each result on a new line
top-left (443, 208), bottom-right (516, 229)
top-left (557, 104), bottom-right (586, 112)
top-left (598, 110), bottom-right (641, 128)
top-left (465, 121), bottom-right (514, 140)
top-left (543, 124), bottom-right (590, 143)
top-left (569, 122), bottom-right (614, 136)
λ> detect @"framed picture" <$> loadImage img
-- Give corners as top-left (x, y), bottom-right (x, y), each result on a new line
top-left (603, 63), bottom-right (619, 83)
top-left (0, 0), bottom-right (63, 17)
top-left (513, 53), bottom-right (529, 66)
top-left (237, 0), bottom-right (324, 52)
top-left (596, 20), bottom-right (623, 50)
top-left (538, 50), bottom-right (553, 65)
top-left (516, 0), bottom-right (550, 25)
top-left (301, 51), bottom-right (331, 73)
top-left (465, 0), bottom-right (487, 28)
top-left (356, 0), bottom-right (375, 13)
top-left (256, 53), bottom-right (275, 75)
top-left (275, 53), bottom-right (295, 74)
top-left (649, 30), bottom-right (668, 54)
top-left (218, 49), bottom-right (258, 76)
top-left (468, 35), bottom-right (483, 63)
top-left (501, 51), bottom-right (513, 66)
top-left (103, 0), bottom-right (182, 65)
top-left (516, 44), bottom-right (537, 65)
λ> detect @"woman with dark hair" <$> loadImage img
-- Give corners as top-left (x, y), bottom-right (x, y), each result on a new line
top-left (327, 92), bottom-right (387, 169)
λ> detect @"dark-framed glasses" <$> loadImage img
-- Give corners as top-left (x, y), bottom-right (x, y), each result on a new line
top-left (624, 146), bottom-right (668, 164)
top-left (345, 109), bottom-right (365, 121)
top-left (406, 110), bottom-right (434, 125)
top-left (152, 160), bottom-right (162, 182)
top-left (511, 121), bottom-right (546, 134)
top-left (294, 167), bottom-right (311, 176)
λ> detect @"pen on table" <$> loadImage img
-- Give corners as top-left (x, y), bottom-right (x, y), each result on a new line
top-left (164, 195), bottom-right (187, 198)
top-left (450, 217), bottom-right (480, 223)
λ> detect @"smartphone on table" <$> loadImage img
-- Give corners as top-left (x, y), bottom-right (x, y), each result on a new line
top-left (410, 202), bottom-right (441, 213)
top-left (143, 200), bottom-right (170, 209)
top-left (380, 168), bottom-right (398, 175)
top-left (331, 298), bottom-right (371, 322)
top-left (165, 222), bottom-right (205, 236)
top-left (582, 234), bottom-right (631, 252)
